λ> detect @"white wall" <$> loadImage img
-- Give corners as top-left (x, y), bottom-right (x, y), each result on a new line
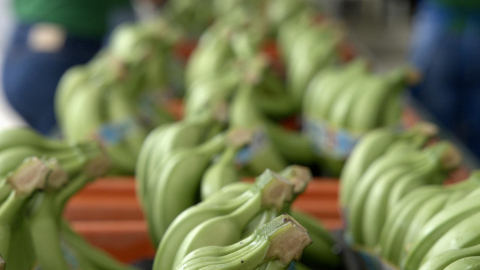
top-left (0, 0), bottom-right (27, 131)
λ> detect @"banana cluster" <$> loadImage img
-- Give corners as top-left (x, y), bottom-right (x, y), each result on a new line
top-left (379, 173), bottom-right (480, 269)
top-left (152, 167), bottom-right (341, 270)
top-left (56, 19), bottom-right (184, 174)
top-left (0, 151), bottom-right (130, 270)
top-left (339, 123), bottom-right (480, 269)
top-left (175, 214), bottom-right (313, 270)
top-left (0, 128), bottom-right (109, 179)
top-left (303, 60), bottom-right (420, 175)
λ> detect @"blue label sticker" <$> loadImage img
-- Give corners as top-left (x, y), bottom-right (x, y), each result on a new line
top-left (234, 127), bottom-right (271, 167)
top-left (303, 117), bottom-right (362, 160)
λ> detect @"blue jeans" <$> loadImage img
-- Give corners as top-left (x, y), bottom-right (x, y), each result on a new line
top-left (2, 24), bottom-right (101, 135)
top-left (410, 1), bottom-right (480, 156)
top-left (2, 5), bottom-right (136, 136)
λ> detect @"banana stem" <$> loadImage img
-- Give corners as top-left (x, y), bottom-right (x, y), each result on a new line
top-left (54, 174), bottom-right (92, 216)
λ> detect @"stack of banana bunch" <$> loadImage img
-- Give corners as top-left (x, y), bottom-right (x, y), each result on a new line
top-left (0, 147), bottom-right (132, 270)
top-left (151, 167), bottom-right (341, 270)
top-left (56, 18), bottom-right (183, 174)
top-left (303, 59), bottom-right (421, 175)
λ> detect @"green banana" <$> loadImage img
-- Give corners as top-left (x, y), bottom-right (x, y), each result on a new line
top-left (204, 182), bottom-right (253, 204)
top-left (175, 214), bottom-right (312, 270)
top-left (184, 71), bottom-right (240, 120)
top-left (55, 65), bottom-right (91, 125)
top-left (0, 128), bottom-right (71, 152)
top-left (264, 121), bottom-right (316, 165)
top-left (173, 170), bottom-right (296, 268)
top-left (104, 86), bottom-right (149, 173)
top-left (444, 257), bottom-right (480, 270)
top-left (185, 27), bottom-right (234, 86)
top-left (241, 208), bottom-right (278, 239)
top-left (61, 82), bottom-right (106, 142)
top-left (200, 145), bottom-right (241, 200)
top-left (349, 68), bottom-right (410, 133)
top-left (346, 148), bottom-right (426, 245)
top-left (154, 169), bottom-right (296, 270)
top-left (154, 186), bottom-right (255, 270)
top-left (135, 124), bottom-right (167, 206)
top-left (29, 191), bottom-right (69, 270)
top-left (230, 85), bottom-right (288, 175)
top-left (150, 133), bottom-right (227, 244)
top-left (5, 217), bottom-right (36, 270)
top-left (339, 127), bottom-right (397, 208)
top-left (378, 186), bottom-right (446, 264)
top-left (362, 142), bottom-right (459, 248)
top-left (423, 211), bottom-right (480, 265)
top-left (399, 193), bottom-right (451, 262)
top-left (402, 186), bottom-right (480, 270)
top-left (419, 244), bottom-right (480, 270)
top-left (287, 26), bottom-right (339, 108)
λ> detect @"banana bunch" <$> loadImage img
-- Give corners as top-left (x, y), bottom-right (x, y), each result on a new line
top-left (303, 60), bottom-right (420, 175)
top-left (419, 244), bottom-right (480, 270)
top-left (377, 173), bottom-right (480, 268)
top-left (174, 214), bottom-right (313, 270)
top-left (153, 168), bottom-right (309, 270)
top-left (144, 131), bottom-right (228, 245)
top-left (340, 122), bottom-right (439, 209)
top-left (0, 156), bottom-right (134, 270)
top-left (284, 18), bottom-right (343, 109)
top-left (345, 141), bottom-right (462, 248)
top-left (0, 128), bottom-right (108, 179)
top-left (400, 182), bottom-right (480, 270)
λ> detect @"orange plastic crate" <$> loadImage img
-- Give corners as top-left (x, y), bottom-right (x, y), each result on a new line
top-left (65, 177), bottom-right (341, 263)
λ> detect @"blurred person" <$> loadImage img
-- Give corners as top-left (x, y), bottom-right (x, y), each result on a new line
top-left (409, 0), bottom-right (480, 157)
top-left (1, 0), bottom-right (162, 136)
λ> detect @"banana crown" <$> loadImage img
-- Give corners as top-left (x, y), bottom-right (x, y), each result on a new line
top-left (279, 165), bottom-right (312, 196)
top-left (177, 214), bottom-right (312, 270)
top-left (7, 157), bottom-right (66, 196)
top-left (254, 170), bottom-right (295, 212)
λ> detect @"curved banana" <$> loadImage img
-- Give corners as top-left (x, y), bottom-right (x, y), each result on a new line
top-left (175, 214), bottom-right (312, 270)
top-left (419, 244), bottom-right (480, 270)
top-left (403, 186), bottom-right (480, 270)
top-left (150, 133), bottom-right (227, 244)
top-left (173, 171), bottom-right (296, 268)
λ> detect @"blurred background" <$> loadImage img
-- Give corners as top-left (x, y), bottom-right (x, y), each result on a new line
top-left (0, 0), bottom-right (416, 131)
